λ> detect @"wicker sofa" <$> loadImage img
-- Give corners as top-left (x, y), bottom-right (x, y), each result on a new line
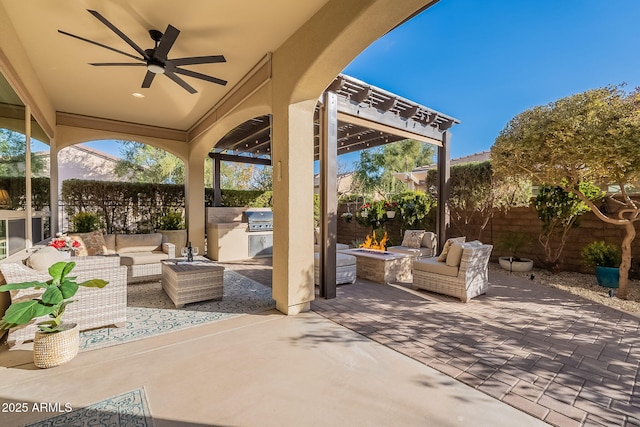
top-left (387, 230), bottom-right (437, 258)
top-left (0, 254), bottom-right (127, 346)
top-left (69, 231), bottom-right (175, 283)
top-left (412, 241), bottom-right (493, 302)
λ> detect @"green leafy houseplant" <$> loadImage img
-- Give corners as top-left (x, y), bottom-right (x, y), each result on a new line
top-left (581, 241), bottom-right (621, 269)
top-left (158, 211), bottom-right (185, 230)
top-left (0, 262), bottom-right (108, 333)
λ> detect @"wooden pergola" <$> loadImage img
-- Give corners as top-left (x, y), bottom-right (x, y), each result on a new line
top-left (209, 74), bottom-right (459, 298)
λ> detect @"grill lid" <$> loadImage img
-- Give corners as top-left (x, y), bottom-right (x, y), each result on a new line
top-left (244, 209), bottom-right (273, 231)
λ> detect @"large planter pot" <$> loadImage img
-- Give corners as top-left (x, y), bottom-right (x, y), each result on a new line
top-left (33, 323), bottom-right (79, 369)
top-left (595, 266), bottom-right (619, 288)
top-left (499, 256), bottom-right (534, 272)
top-left (158, 229), bottom-right (188, 254)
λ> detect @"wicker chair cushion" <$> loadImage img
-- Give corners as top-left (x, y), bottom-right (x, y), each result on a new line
top-left (103, 234), bottom-right (116, 254)
top-left (421, 232), bottom-right (437, 249)
top-left (119, 251), bottom-right (168, 266)
top-left (437, 237), bottom-right (466, 262)
top-left (24, 246), bottom-right (68, 271)
top-left (401, 230), bottom-right (425, 249)
top-left (116, 233), bottom-right (163, 254)
top-left (446, 242), bottom-right (464, 267)
top-left (69, 230), bottom-right (108, 256)
top-left (313, 252), bottom-right (357, 267)
top-left (412, 257), bottom-right (459, 277)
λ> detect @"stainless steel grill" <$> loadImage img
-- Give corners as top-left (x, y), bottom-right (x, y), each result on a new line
top-left (243, 209), bottom-right (273, 232)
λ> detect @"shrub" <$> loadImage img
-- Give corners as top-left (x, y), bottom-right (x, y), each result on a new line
top-left (581, 241), bottom-right (621, 269)
top-left (71, 212), bottom-right (101, 233)
top-left (158, 211), bottom-right (184, 230)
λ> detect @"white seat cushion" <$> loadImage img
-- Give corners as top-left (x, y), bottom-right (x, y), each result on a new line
top-left (119, 251), bottom-right (168, 266)
top-left (313, 252), bottom-right (356, 267)
top-left (413, 257), bottom-right (459, 277)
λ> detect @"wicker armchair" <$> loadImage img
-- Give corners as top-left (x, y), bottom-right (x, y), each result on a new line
top-left (412, 244), bottom-right (493, 302)
top-left (0, 256), bottom-right (127, 346)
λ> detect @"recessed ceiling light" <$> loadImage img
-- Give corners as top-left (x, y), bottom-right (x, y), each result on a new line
top-left (132, 92), bottom-right (145, 98)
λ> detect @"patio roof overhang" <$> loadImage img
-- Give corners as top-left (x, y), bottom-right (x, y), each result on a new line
top-left (208, 74), bottom-right (459, 164)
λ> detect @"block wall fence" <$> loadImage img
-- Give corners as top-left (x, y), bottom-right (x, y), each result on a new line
top-left (336, 203), bottom-right (640, 277)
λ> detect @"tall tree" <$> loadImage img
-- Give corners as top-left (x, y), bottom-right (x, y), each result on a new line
top-left (353, 139), bottom-right (435, 198)
top-left (491, 85), bottom-right (640, 299)
top-left (114, 141), bottom-right (184, 184)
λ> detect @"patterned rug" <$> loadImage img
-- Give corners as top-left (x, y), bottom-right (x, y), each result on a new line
top-left (26, 388), bottom-right (153, 427)
top-left (80, 270), bottom-right (275, 351)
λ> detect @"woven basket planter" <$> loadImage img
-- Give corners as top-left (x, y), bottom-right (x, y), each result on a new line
top-left (33, 323), bottom-right (79, 369)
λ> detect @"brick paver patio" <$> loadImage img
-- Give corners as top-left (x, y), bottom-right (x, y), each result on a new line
top-left (311, 271), bottom-right (640, 426)
top-left (220, 258), bottom-right (640, 426)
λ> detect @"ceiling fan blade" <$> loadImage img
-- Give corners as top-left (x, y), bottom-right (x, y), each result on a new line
top-left (154, 24), bottom-right (180, 61)
top-left (142, 71), bottom-right (156, 88)
top-left (164, 71), bottom-right (197, 94)
top-left (58, 30), bottom-right (144, 62)
top-left (87, 9), bottom-right (149, 59)
top-left (171, 67), bottom-right (227, 86)
top-left (170, 55), bottom-right (226, 66)
top-left (90, 62), bottom-right (146, 66)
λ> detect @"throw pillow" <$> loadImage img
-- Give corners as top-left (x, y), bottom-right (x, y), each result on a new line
top-left (25, 246), bottom-right (67, 271)
top-left (446, 242), bottom-right (465, 267)
top-left (437, 236), bottom-right (466, 262)
top-left (68, 230), bottom-right (107, 256)
top-left (401, 230), bottom-right (425, 249)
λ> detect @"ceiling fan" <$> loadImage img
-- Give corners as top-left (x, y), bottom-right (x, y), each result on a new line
top-left (58, 9), bottom-right (227, 94)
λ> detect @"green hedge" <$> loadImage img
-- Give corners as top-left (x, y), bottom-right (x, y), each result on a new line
top-left (62, 180), bottom-right (272, 234)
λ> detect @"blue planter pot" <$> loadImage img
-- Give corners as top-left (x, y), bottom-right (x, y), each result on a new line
top-left (595, 266), bottom-right (619, 288)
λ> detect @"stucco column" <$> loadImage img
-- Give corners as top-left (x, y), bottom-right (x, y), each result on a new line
top-left (271, 99), bottom-right (316, 315)
top-left (185, 153), bottom-right (205, 252)
top-left (49, 137), bottom-right (59, 236)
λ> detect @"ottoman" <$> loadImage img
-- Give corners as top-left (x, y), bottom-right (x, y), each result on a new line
top-left (314, 252), bottom-right (357, 285)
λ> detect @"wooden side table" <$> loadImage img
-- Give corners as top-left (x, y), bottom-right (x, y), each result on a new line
top-left (161, 259), bottom-right (225, 308)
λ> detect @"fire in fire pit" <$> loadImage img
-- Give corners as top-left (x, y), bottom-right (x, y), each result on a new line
top-left (359, 230), bottom-right (388, 251)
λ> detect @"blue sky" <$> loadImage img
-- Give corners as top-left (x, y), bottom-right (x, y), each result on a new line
top-left (82, 0), bottom-right (640, 170)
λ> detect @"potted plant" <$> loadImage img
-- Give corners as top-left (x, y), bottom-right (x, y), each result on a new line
top-left (49, 232), bottom-right (82, 259)
top-left (581, 241), bottom-right (621, 293)
top-left (157, 210), bottom-right (187, 253)
top-left (497, 232), bottom-right (534, 272)
top-left (384, 201), bottom-right (398, 219)
top-left (341, 212), bottom-right (353, 223)
top-left (0, 261), bottom-right (108, 368)
top-left (71, 211), bottom-right (101, 233)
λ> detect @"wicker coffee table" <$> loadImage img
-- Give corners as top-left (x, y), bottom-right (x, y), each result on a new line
top-left (161, 258), bottom-right (225, 308)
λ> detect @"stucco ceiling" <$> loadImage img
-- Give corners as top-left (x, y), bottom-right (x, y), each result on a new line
top-left (0, 0), bottom-right (329, 131)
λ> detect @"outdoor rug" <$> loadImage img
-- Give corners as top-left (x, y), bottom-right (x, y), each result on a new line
top-left (26, 387), bottom-right (153, 427)
top-left (80, 270), bottom-right (275, 351)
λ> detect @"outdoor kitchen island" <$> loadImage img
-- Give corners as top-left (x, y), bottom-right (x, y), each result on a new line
top-left (206, 207), bottom-right (273, 262)
top-left (339, 248), bottom-right (412, 284)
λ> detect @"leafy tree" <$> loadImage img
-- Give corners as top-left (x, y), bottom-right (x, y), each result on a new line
top-left (0, 129), bottom-right (45, 176)
top-left (492, 85), bottom-right (640, 298)
top-left (391, 190), bottom-right (435, 230)
top-left (114, 140), bottom-right (184, 184)
top-left (534, 182), bottom-right (604, 271)
top-left (353, 139), bottom-right (435, 198)
top-left (425, 161), bottom-right (531, 240)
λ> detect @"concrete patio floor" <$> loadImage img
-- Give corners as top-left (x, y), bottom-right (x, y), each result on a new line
top-left (0, 258), bottom-right (638, 426)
